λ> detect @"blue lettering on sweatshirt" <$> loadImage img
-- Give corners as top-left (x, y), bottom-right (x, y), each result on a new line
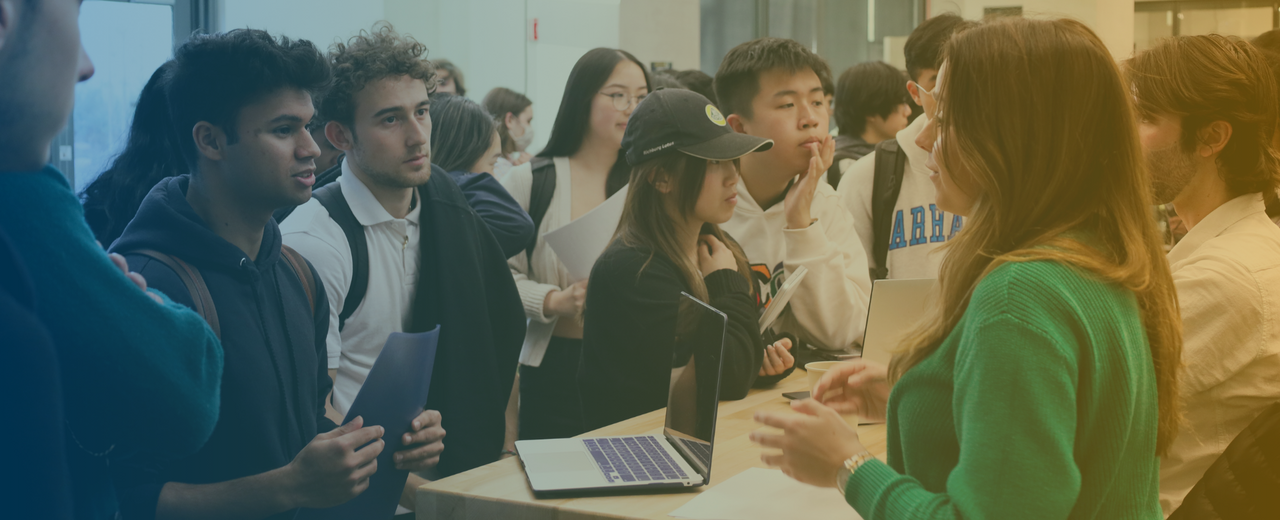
top-left (889, 210), bottom-right (908, 250)
top-left (888, 205), bottom-right (964, 250)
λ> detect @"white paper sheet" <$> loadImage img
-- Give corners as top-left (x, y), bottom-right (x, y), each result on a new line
top-left (544, 185), bottom-right (630, 281)
top-left (668, 468), bottom-right (863, 520)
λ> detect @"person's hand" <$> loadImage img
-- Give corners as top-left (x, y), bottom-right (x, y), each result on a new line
top-left (544, 280), bottom-right (587, 318)
top-left (283, 416), bottom-right (385, 509)
top-left (108, 252), bottom-right (164, 304)
top-left (394, 409), bottom-right (445, 471)
top-left (812, 360), bottom-right (890, 422)
top-left (759, 338), bottom-right (795, 377)
top-left (697, 234), bottom-right (737, 274)
top-left (751, 399), bottom-right (866, 488)
top-left (784, 136), bottom-right (834, 230)
top-left (512, 151), bottom-right (533, 166)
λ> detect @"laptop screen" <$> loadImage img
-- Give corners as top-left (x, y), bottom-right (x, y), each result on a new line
top-left (664, 293), bottom-right (727, 480)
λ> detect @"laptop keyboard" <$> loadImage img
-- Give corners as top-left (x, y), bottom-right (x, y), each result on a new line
top-left (674, 436), bottom-right (712, 469)
top-left (583, 437), bottom-right (689, 483)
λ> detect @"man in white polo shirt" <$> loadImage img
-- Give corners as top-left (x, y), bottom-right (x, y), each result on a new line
top-left (1127, 35), bottom-right (1280, 516)
top-left (280, 24), bottom-right (525, 501)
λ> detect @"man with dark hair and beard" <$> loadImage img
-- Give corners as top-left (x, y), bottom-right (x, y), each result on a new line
top-left (1126, 35), bottom-right (1280, 515)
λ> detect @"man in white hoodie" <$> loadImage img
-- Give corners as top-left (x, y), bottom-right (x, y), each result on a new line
top-left (837, 14), bottom-right (976, 281)
top-left (714, 37), bottom-right (871, 354)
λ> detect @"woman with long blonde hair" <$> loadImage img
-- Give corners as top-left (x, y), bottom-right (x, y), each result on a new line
top-left (751, 17), bottom-right (1182, 518)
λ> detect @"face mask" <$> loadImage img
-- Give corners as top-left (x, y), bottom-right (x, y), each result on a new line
top-left (513, 124), bottom-right (535, 151)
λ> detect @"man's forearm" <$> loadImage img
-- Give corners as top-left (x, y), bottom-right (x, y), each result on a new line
top-left (155, 466), bottom-right (296, 520)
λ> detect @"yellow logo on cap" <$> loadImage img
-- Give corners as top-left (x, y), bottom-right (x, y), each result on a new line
top-left (706, 105), bottom-right (726, 126)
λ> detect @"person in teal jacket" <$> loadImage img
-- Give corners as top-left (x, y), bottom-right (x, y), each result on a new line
top-left (0, 1), bottom-right (223, 518)
top-left (752, 18), bottom-right (1184, 519)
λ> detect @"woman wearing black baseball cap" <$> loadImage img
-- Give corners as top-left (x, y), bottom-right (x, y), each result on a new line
top-left (578, 89), bottom-right (796, 431)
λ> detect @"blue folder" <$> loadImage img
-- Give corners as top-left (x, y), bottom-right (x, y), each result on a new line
top-left (296, 326), bottom-right (440, 520)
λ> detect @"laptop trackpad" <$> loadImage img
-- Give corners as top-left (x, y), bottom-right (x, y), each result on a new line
top-left (523, 451), bottom-right (598, 473)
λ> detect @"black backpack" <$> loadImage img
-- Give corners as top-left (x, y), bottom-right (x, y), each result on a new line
top-left (523, 157), bottom-right (557, 270)
top-left (868, 139), bottom-right (908, 281)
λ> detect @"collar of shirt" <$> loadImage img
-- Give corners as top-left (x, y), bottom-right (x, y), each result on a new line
top-left (895, 113), bottom-right (930, 170)
top-left (338, 158), bottom-right (421, 226)
top-left (1168, 192), bottom-right (1267, 265)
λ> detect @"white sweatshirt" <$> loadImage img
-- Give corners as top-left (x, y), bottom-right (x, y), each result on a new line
top-left (721, 178), bottom-right (872, 351)
top-left (836, 115), bottom-right (964, 280)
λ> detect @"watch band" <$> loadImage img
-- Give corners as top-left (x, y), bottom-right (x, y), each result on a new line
top-left (834, 451), bottom-right (875, 495)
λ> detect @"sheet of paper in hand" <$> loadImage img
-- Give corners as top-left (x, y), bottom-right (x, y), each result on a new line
top-left (296, 326), bottom-right (441, 520)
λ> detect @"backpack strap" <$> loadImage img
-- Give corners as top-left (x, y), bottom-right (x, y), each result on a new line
top-left (826, 153), bottom-right (856, 190)
top-left (126, 249), bottom-right (220, 340)
top-left (312, 182), bottom-right (369, 332)
top-left (275, 162), bottom-right (344, 223)
top-left (525, 156), bottom-right (557, 269)
top-left (870, 139), bottom-right (908, 281)
top-left (279, 245), bottom-right (316, 316)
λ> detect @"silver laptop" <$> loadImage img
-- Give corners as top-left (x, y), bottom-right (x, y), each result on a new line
top-left (515, 293), bottom-right (727, 495)
top-left (859, 278), bottom-right (939, 367)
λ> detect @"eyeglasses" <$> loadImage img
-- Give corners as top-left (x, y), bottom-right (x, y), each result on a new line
top-left (599, 91), bottom-right (648, 111)
top-left (909, 81), bottom-right (938, 104)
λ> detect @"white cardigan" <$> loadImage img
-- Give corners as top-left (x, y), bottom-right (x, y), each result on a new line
top-left (498, 156), bottom-right (578, 366)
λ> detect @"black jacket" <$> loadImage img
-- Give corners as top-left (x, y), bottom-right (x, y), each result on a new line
top-left (1169, 401), bottom-right (1280, 520)
top-left (110, 176), bottom-right (334, 520)
top-left (407, 167), bottom-right (527, 477)
top-left (579, 242), bottom-right (766, 432)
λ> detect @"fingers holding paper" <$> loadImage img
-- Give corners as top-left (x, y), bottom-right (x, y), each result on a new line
top-left (395, 409), bottom-right (446, 471)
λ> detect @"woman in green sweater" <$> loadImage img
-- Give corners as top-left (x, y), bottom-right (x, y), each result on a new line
top-left (751, 18), bottom-right (1183, 519)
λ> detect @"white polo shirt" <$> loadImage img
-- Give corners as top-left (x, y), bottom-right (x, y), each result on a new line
top-left (1159, 193), bottom-right (1280, 515)
top-left (280, 159), bottom-right (422, 415)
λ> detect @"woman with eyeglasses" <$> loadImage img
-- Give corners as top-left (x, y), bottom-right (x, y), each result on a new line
top-left (499, 48), bottom-right (652, 445)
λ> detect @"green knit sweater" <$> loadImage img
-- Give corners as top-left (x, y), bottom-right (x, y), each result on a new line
top-left (845, 260), bottom-right (1163, 519)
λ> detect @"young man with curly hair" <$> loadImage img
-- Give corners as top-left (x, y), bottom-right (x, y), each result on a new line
top-left (106, 29), bottom-right (451, 520)
top-left (280, 24), bottom-right (525, 502)
top-left (1127, 35), bottom-right (1280, 515)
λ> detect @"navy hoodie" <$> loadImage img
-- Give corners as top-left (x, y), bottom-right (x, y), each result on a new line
top-left (109, 176), bottom-right (336, 520)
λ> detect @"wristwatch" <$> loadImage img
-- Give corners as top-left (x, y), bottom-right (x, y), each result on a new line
top-left (835, 451), bottom-right (876, 495)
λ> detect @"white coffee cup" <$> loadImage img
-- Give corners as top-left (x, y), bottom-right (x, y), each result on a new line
top-left (805, 361), bottom-right (842, 400)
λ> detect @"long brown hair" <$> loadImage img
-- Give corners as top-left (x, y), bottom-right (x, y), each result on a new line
top-left (612, 153), bottom-right (753, 301)
top-left (889, 18), bottom-right (1183, 455)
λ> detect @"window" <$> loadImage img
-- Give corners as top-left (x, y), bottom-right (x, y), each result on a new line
top-left (1135, 1), bottom-right (1280, 53)
top-left (53, 0), bottom-right (216, 192)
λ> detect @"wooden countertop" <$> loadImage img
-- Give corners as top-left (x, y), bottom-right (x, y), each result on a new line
top-left (416, 370), bottom-right (887, 519)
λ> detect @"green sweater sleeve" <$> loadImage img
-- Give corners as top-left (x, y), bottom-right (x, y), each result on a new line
top-left (0, 168), bottom-right (223, 459)
top-left (846, 314), bottom-right (1083, 519)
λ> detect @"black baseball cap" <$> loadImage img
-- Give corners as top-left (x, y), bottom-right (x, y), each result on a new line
top-left (622, 88), bottom-right (773, 166)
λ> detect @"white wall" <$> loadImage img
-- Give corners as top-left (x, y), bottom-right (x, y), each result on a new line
top-left (220, 0), bottom-right (386, 52)
top-left (619, 0), bottom-right (701, 71)
top-left (217, 0), bottom-right (703, 155)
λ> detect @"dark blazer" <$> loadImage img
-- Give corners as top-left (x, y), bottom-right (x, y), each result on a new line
top-left (409, 165), bottom-right (527, 477)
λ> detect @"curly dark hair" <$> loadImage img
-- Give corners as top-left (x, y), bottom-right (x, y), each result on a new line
top-left (167, 29), bottom-right (331, 169)
top-left (321, 23), bottom-right (435, 131)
